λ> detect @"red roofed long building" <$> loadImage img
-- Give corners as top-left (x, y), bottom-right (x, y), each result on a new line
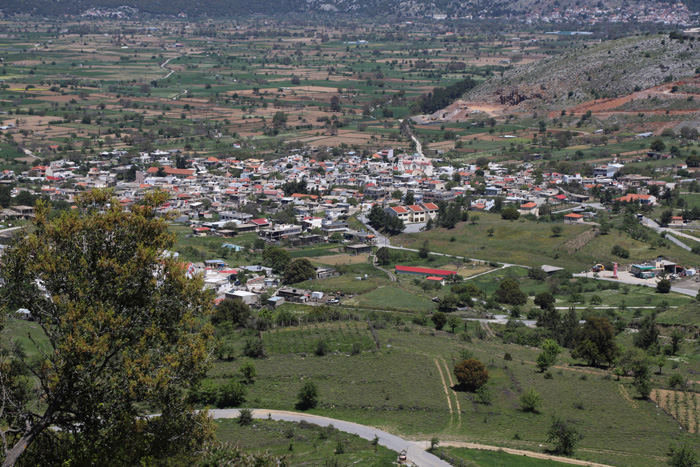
top-left (394, 265), bottom-right (457, 277)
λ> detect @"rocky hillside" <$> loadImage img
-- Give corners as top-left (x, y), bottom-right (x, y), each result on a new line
top-left (2, 0), bottom-right (695, 17)
top-left (464, 35), bottom-right (700, 110)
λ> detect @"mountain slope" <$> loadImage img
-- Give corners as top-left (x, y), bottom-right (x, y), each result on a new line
top-left (464, 35), bottom-right (700, 110)
top-left (1, 0), bottom-right (696, 17)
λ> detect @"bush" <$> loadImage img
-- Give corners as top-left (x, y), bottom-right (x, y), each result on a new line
top-left (239, 361), bottom-right (257, 384)
top-left (243, 338), bottom-right (266, 358)
top-left (431, 312), bottom-right (447, 330)
top-left (501, 208), bottom-right (520, 220)
top-left (217, 380), bottom-right (247, 408)
top-left (504, 352), bottom-right (513, 361)
top-left (315, 339), bottom-right (329, 356)
top-left (657, 279), bottom-right (672, 294)
top-left (296, 381), bottom-right (319, 410)
top-left (669, 374), bottom-right (687, 389)
top-left (547, 416), bottom-right (582, 456)
top-left (520, 387), bottom-right (542, 413)
top-left (454, 358), bottom-right (489, 391)
top-left (237, 408), bottom-right (253, 426)
top-left (195, 380), bottom-right (220, 405)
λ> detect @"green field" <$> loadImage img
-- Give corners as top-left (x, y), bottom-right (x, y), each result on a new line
top-left (440, 447), bottom-right (584, 467)
top-left (394, 213), bottom-right (700, 271)
top-left (215, 418), bottom-right (397, 465)
top-left (206, 320), bottom-right (699, 467)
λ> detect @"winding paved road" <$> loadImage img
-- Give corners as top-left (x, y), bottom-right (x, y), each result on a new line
top-left (208, 409), bottom-right (451, 467)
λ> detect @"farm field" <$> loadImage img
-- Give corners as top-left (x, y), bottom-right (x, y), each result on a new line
top-left (204, 320), bottom-right (699, 467)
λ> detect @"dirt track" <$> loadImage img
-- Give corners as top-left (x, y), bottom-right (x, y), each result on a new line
top-left (439, 441), bottom-right (616, 467)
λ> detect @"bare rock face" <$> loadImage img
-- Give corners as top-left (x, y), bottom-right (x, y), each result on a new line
top-left (496, 88), bottom-right (543, 106)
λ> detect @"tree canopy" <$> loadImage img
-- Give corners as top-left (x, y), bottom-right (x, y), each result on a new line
top-left (0, 190), bottom-right (215, 466)
top-left (453, 359), bottom-right (489, 391)
top-left (571, 317), bottom-right (619, 367)
top-left (494, 278), bottom-right (527, 306)
top-left (283, 258), bottom-right (316, 284)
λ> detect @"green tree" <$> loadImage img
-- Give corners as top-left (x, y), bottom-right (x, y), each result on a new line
top-left (217, 380), bottom-right (247, 408)
top-left (239, 361), bottom-right (257, 384)
top-left (520, 387), bottom-right (542, 413)
top-left (571, 317), bottom-right (619, 367)
top-left (537, 339), bottom-right (563, 372)
top-left (0, 185), bottom-right (11, 208)
top-left (657, 279), bottom-right (672, 294)
top-left (296, 382), bottom-right (319, 410)
top-left (367, 205), bottom-right (386, 230)
top-left (668, 443), bottom-right (700, 467)
top-left (501, 207), bottom-right (520, 220)
top-left (376, 247), bottom-right (391, 265)
top-left (670, 329), bottom-right (684, 356)
top-left (634, 314), bottom-right (660, 352)
top-left (534, 292), bottom-right (556, 311)
top-left (431, 311), bottom-right (447, 330)
top-left (404, 191), bottom-right (415, 206)
top-left (660, 210), bottom-right (673, 226)
top-left (212, 299), bottom-right (251, 328)
top-left (418, 240), bottom-right (430, 258)
top-left (0, 190), bottom-right (215, 466)
top-left (453, 358), bottom-right (489, 391)
top-left (436, 293), bottom-right (457, 312)
top-left (447, 316), bottom-right (461, 333)
top-left (547, 416), bottom-right (582, 456)
top-left (272, 111), bottom-right (287, 129)
top-left (494, 278), bottom-right (527, 306)
top-left (13, 190), bottom-right (35, 207)
top-left (551, 225), bottom-right (563, 237)
top-left (262, 246), bottom-right (291, 272)
top-left (284, 258), bottom-right (316, 284)
top-left (650, 138), bottom-right (666, 153)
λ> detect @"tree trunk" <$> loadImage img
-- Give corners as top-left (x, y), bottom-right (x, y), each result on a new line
top-left (2, 417), bottom-right (51, 467)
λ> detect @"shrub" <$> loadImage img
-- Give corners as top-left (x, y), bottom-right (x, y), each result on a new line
top-left (454, 358), bottom-right (489, 391)
top-left (431, 312), bottom-right (447, 330)
top-left (239, 361), bottom-right (257, 384)
top-left (657, 279), bottom-right (672, 294)
top-left (315, 339), bottom-right (329, 356)
top-left (547, 416), bottom-right (582, 456)
top-left (237, 408), bottom-right (253, 426)
top-left (520, 387), bottom-right (542, 413)
top-left (669, 374), bottom-right (687, 389)
top-left (296, 381), bottom-right (319, 410)
top-left (504, 352), bottom-right (513, 361)
top-left (195, 380), bottom-right (219, 405)
top-left (217, 380), bottom-right (246, 408)
top-left (243, 338), bottom-right (265, 358)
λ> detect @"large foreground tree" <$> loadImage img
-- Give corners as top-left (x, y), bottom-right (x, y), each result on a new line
top-left (0, 190), bottom-right (215, 466)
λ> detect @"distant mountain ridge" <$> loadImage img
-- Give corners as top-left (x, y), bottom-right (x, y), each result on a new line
top-left (2, 0), bottom-right (698, 18)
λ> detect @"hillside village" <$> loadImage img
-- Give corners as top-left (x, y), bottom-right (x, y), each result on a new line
top-left (4, 139), bottom-right (697, 308)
